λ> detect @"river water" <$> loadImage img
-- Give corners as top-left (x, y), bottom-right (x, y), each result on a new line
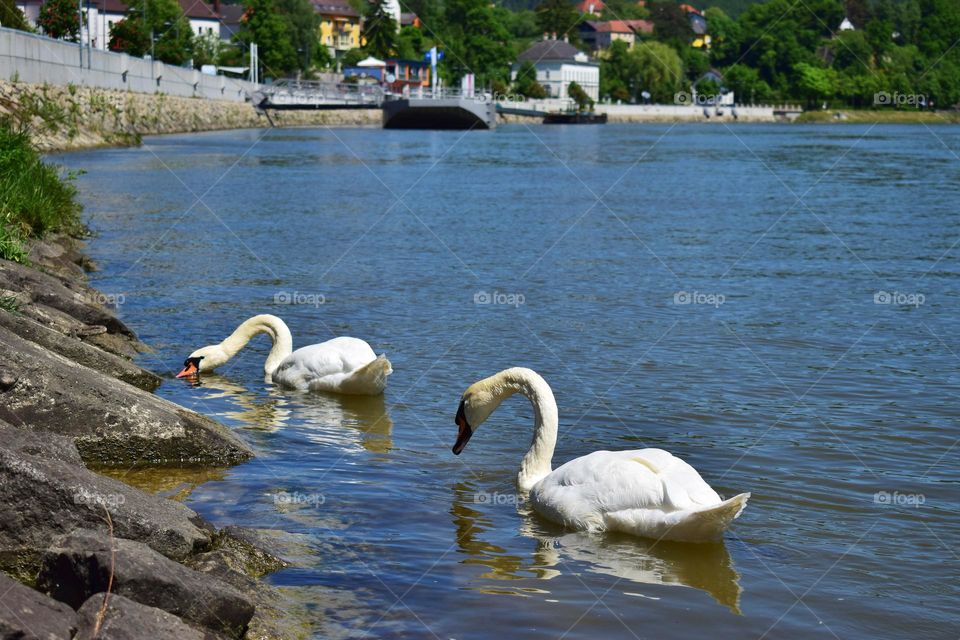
top-left (56, 123), bottom-right (959, 639)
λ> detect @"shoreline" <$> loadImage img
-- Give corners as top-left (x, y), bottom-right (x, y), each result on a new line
top-left (6, 78), bottom-right (957, 154)
top-left (0, 233), bottom-right (312, 638)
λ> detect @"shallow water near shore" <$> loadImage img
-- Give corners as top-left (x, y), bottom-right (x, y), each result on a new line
top-left (56, 123), bottom-right (959, 639)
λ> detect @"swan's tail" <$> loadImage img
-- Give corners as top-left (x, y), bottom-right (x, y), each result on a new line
top-left (319, 354), bottom-right (392, 395)
top-left (605, 493), bottom-right (750, 543)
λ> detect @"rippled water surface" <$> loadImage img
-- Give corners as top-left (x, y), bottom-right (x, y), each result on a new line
top-left (57, 124), bottom-right (960, 639)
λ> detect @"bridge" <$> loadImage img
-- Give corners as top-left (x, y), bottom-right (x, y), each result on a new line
top-left (254, 81), bottom-right (497, 129)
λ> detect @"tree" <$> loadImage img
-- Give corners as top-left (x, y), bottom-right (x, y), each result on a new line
top-left (647, 0), bottom-right (691, 48)
top-left (632, 40), bottom-right (684, 102)
top-left (109, 17), bottom-right (149, 56)
top-left (276, 0), bottom-right (321, 71)
top-left (568, 80), bottom-right (594, 110)
top-left (396, 25), bottom-right (426, 59)
top-left (236, 0), bottom-right (298, 76)
top-left (512, 60), bottom-right (547, 98)
top-left (794, 61), bottom-right (838, 106)
top-left (38, 0), bottom-right (80, 41)
top-left (535, 0), bottom-right (581, 43)
top-left (108, 0), bottom-right (192, 65)
top-left (721, 64), bottom-right (772, 103)
top-left (362, 0), bottom-right (398, 59)
top-left (600, 39), bottom-right (683, 103)
top-left (441, 0), bottom-right (514, 86)
top-left (1, 0), bottom-right (32, 32)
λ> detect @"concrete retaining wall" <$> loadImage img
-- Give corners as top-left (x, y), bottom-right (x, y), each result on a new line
top-left (0, 27), bottom-right (256, 102)
top-left (0, 80), bottom-right (380, 151)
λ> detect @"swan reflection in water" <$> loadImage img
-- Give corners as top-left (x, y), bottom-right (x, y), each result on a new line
top-left (450, 482), bottom-right (743, 613)
top-left (193, 373), bottom-right (393, 453)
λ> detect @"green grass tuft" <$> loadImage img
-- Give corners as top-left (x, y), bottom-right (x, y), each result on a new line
top-left (0, 117), bottom-right (83, 263)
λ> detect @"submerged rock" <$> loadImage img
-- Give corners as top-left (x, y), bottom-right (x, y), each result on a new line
top-left (0, 325), bottom-right (252, 466)
top-left (0, 572), bottom-right (76, 640)
top-left (39, 531), bottom-right (255, 639)
top-left (74, 593), bottom-right (226, 640)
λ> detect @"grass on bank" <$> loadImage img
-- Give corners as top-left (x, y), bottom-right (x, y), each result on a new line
top-left (795, 109), bottom-right (960, 124)
top-left (0, 118), bottom-right (83, 263)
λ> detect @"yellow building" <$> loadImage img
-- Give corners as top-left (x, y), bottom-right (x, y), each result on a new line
top-left (314, 0), bottom-right (362, 61)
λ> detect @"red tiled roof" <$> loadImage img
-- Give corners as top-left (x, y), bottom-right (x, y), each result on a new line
top-left (575, 0), bottom-right (604, 13)
top-left (624, 19), bottom-right (653, 33)
top-left (591, 20), bottom-right (633, 33)
top-left (583, 19), bottom-right (653, 35)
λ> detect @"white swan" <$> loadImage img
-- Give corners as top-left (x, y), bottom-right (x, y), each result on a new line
top-left (452, 367), bottom-right (749, 542)
top-left (176, 314), bottom-right (391, 395)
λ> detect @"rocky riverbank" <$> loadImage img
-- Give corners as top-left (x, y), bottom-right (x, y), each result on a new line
top-left (0, 234), bottom-right (311, 639)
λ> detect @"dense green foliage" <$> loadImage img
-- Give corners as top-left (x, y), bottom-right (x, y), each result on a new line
top-left (37, 0), bottom-right (78, 41)
top-left (0, 120), bottom-right (82, 263)
top-left (362, 0), bottom-right (398, 58)
top-left (108, 0), bottom-right (193, 65)
top-left (1, 0), bottom-right (32, 31)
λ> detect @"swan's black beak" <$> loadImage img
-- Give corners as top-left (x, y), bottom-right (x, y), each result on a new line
top-left (452, 400), bottom-right (473, 455)
top-left (176, 357), bottom-right (202, 379)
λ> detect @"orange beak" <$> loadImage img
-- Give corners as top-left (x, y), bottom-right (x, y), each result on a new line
top-left (176, 361), bottom-right (199, 378)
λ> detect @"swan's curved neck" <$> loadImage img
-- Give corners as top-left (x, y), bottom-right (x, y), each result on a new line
top-left (219, 314), bottom-right (294, 377)
top-left (491, 368), bottom-right (558, 491)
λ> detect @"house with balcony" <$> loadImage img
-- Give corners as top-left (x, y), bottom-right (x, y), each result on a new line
top-left (512, 36), bottom-right (599, 102)
top-left (313, 0), bottom-right (361, 63)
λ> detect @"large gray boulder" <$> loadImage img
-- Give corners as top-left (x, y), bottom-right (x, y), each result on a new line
top-left (38, 531), bottom-right (255, 639)
top-left (0, 311), bottom-right (160, 391)
top-left (0, 325), bottom-right (252, 466)
top-left (0, 572), bottom-right (76, 640)
top-left (0, 260), bottom-right (133, 338)
top-left (0, 437), bottom-right (213, 568)
top-left (73, 593), bottom-right (226, 640)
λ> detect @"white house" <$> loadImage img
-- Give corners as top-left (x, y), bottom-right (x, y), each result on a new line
top-left (512, 37), bottom-right (599, 102)
top-left (15, 0), bottom-right (220, 49)
top-left (179, 0), bottom-right (221, 39)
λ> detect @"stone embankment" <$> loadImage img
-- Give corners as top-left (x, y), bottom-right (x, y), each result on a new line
top-left (0, 79), bottom-right (380, 151)
top-left (0, 234), bottom-right (311, 639)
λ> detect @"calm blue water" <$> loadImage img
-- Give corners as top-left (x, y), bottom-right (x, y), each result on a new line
top-left (57, 123), bottom-right (960, 639)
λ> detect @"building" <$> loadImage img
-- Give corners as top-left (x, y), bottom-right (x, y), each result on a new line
top-left (17, 0), bottom-right (221, 50)
top-left (218, 3), bottom-right (246, 40)
top-left (179, 0), bottom-right (221, 39)
top-left (313, 0), bottom-right (362, 62)
top-left (575, 0), bottom-right (604, 15)
top-left (579, 19), bottom-right (653, 52)
top-left (512, 37), bottom-right (599, 102)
